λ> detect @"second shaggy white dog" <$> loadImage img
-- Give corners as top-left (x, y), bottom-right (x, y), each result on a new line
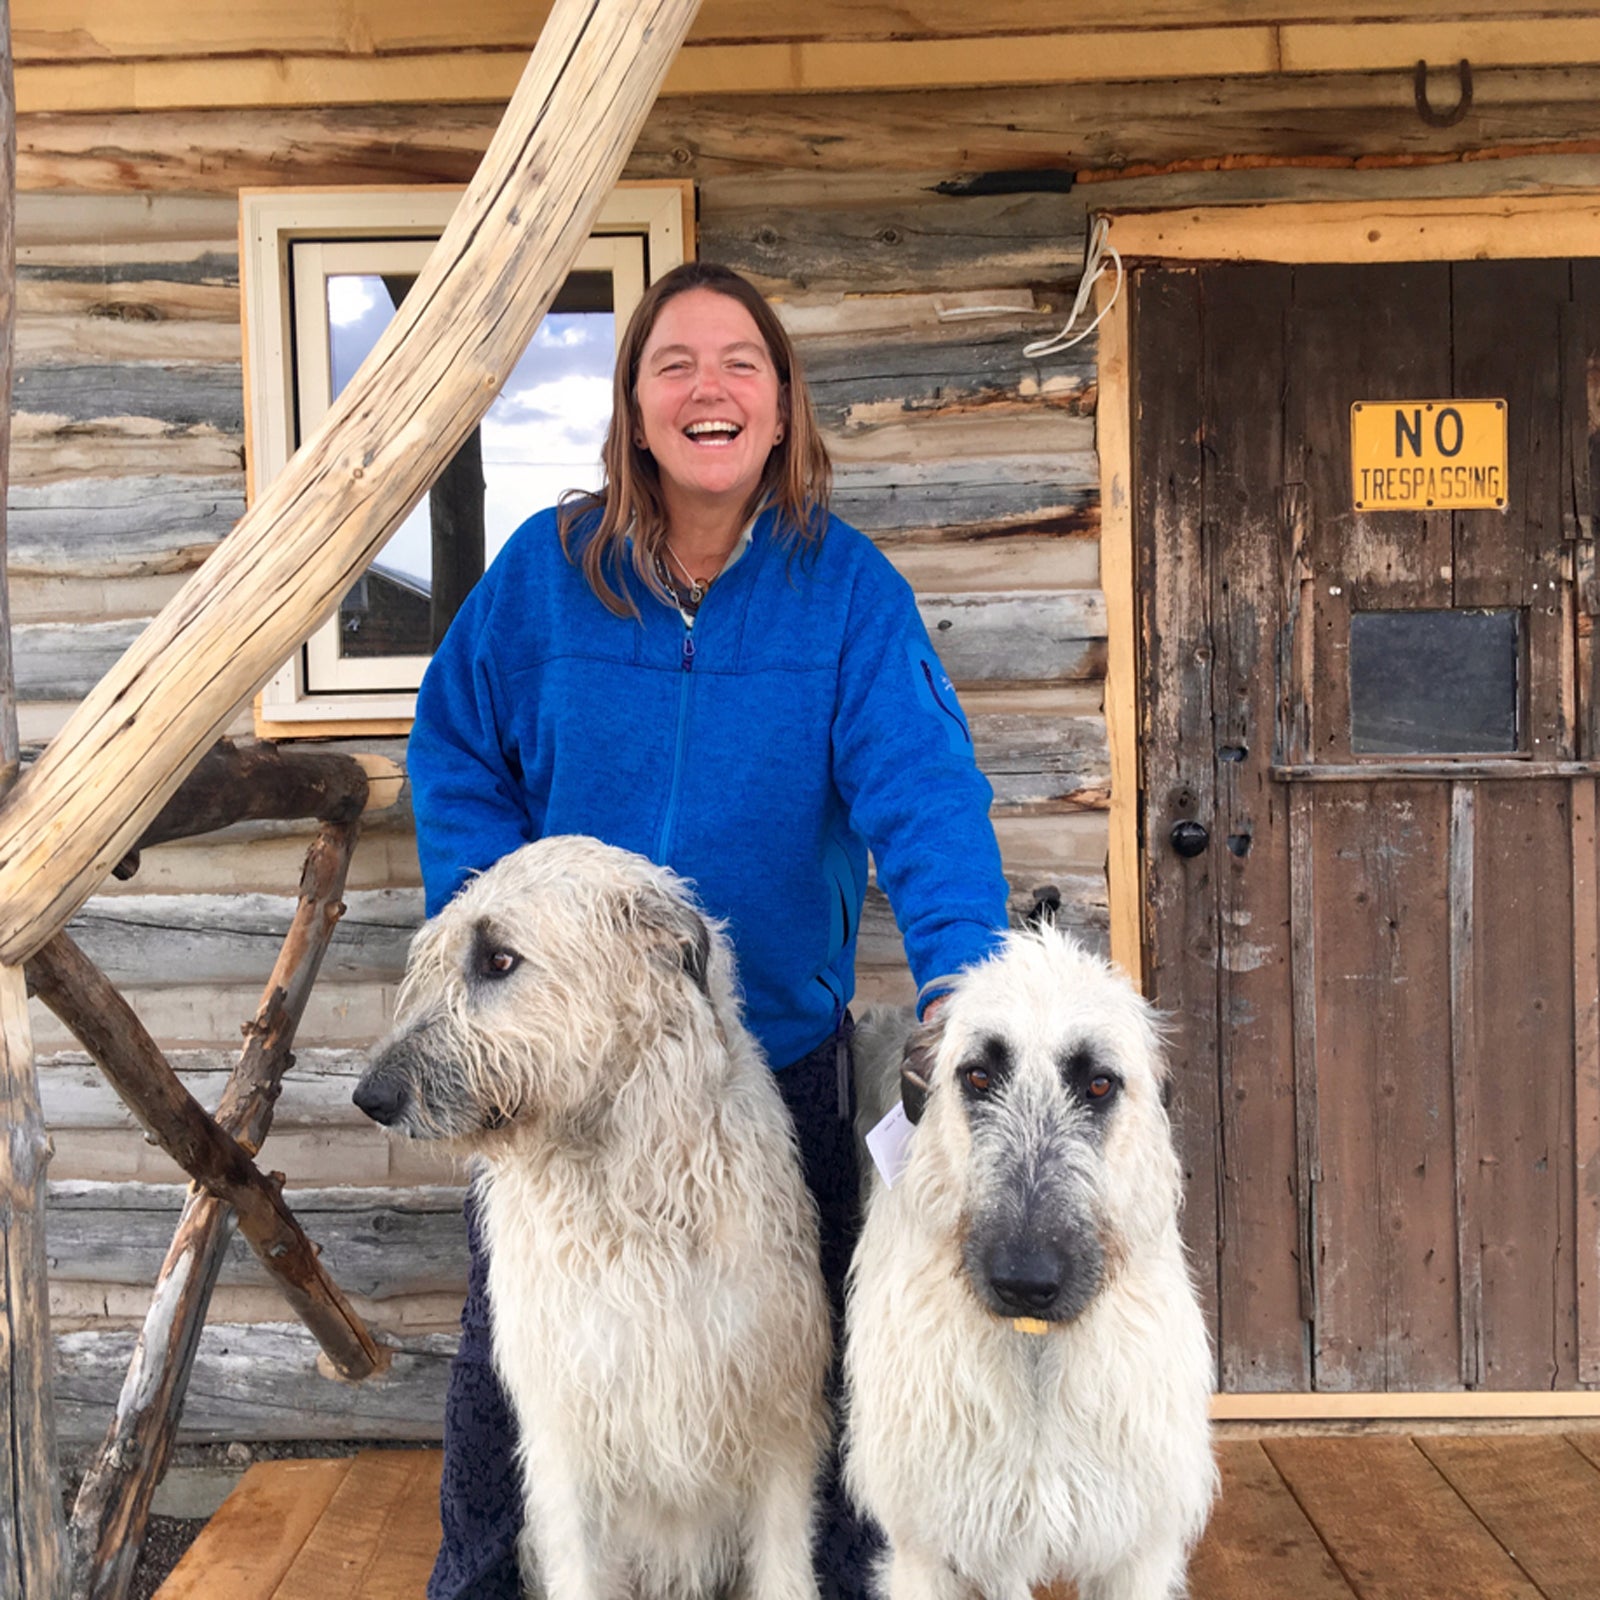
top-left (355, 836), bottom-right (831, 1600)
top-left (844, 927), bottom-right (1215, 1600)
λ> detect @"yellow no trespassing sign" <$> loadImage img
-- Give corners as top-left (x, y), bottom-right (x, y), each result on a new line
top-left (1350, 399), bottom-right (1507, 512)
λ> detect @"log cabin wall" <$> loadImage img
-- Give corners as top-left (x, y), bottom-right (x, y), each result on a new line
top-left (14, 1), bottom-right (1600, 1437)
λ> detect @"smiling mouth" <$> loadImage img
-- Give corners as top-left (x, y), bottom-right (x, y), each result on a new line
top-left (685, 421), bottom-right (742, 444)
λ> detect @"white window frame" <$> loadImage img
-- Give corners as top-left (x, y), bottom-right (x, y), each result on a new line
top-left (241, 183), bottom-right (691, 736)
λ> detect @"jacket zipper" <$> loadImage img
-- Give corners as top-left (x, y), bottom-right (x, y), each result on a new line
top-left (920, 659), bottom-right (972, 744)
top-left (656, 626), bottom-right (696, 859)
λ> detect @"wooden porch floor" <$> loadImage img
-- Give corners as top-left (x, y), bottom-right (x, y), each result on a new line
top-left (155, 1432), bottom-right (1600, 1599)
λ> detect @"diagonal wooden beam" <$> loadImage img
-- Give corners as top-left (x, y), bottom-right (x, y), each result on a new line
top-left (27, 933), bottom-right (385, 1383)
top-left (0, 0), bottom-right (702, 965)
top-left (67, 818), bottom-right (368, 1600)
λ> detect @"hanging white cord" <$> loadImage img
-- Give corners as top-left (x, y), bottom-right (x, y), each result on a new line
top-left (1022, 216), bottom-right (1123, 360)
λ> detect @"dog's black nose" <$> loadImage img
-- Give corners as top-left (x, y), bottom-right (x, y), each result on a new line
top-left (353, 1073), bottom-right (409, 1126)
top-left (985, 1248), bottom-right (1065, 1315)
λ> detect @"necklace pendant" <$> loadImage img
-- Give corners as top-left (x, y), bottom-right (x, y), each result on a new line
top-left (689, 580), bottom-right (705, 603)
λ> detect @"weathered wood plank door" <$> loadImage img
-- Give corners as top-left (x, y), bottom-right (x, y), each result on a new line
top-left (1135, 258), bottom-right (1600, 1395)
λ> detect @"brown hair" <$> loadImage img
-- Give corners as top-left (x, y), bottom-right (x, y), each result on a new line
top-left (558, 261), bottom-right (832, 617)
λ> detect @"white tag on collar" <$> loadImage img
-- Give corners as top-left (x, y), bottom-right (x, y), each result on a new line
top-left (866, 1101), bottom-right (915, 1188)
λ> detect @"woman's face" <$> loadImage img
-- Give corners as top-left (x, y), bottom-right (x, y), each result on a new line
top-left (633, 288), bottom-right (785, 528)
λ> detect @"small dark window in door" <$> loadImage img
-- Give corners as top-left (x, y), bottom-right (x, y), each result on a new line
top-left (1348, 607), bottom-right (1521, 756)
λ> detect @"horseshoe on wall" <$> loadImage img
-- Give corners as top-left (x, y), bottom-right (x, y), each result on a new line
top-left (1414, 58), bottom-right (1474, 128)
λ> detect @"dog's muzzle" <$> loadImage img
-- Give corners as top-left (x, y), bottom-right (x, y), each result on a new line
top-left (975, 1233), bottom-right (1104, 1326)
top-left (353, 1064), bottom-right (411, 1127)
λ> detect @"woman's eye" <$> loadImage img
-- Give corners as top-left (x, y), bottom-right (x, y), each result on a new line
top-left (964, 1068), bottom-right (991, 1093)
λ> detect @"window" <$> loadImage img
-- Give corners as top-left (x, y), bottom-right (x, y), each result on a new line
top-left (242, 185), bottom-right (690, 733)
top-left (1348, 607), bottom-right (1522, 756)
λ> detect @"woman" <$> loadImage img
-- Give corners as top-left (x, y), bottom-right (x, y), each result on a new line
top-left (410, 261), bottom-right (1010, 1599)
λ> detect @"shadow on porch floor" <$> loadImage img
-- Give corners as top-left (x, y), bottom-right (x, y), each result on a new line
top-left (155, 1430), bottom-right (1600, 1599)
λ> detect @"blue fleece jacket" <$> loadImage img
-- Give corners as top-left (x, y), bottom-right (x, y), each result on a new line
top-left (407, 505), bottom-right (1010, 1067)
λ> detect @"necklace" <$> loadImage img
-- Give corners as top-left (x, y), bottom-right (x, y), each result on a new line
top-left (661, 542), bottom-right (718, 607)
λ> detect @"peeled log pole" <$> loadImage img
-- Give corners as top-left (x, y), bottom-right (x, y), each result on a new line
top-left (0, 0), bottom-right (703, 967)
top-left (68, 819), bottom-right (366, 1600)
top-left (27, 934), bottom-right (384, 1383)
top-left (0, 0), bottom-right (71, 1593)
top-left (0, 978), bottom-right (69, 1600)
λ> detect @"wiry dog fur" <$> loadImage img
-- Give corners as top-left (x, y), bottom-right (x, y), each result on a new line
top-left (355, 837), bottom-right (831, 1600)
top-left (843, 927), bottom-right (1216, 1600)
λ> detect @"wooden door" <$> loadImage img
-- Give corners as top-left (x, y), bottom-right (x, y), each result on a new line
top-left (1135, 258), bottom-right (1600, 1395)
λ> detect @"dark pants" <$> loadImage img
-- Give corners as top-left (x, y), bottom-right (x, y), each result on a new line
top-left (427, 1022), bottom-right (881, 1599)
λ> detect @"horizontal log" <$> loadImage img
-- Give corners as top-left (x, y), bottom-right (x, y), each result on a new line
top-left (19, 315), bottom-right (242, 366)
top-left (42, 1), bottom-right (1600, 68)
top-left (16, 252), bottom-right (237, 287)
top-left (701, 188), bottom-right (1084, 291)
top-left (10, 582), bottom-right (1102, 699)
top-left (46, 1182), bottom-right (469, 1300)
top-left (12, 620), bottom-right (145, 700)
top-left (19, 273), bottom-right (238, 319)
top-left (916, 590), bottom-right (1105, 685)
top-left (14, 70), bottom-right (1600, 193)
top-left (38, 1047), bottom-right (377, 1130)
top-left (52, 1323), bottom-right (455, 1444)
top-left (64, 890), bottom-right (420, 989)
top-left (801, 320), bottom-right (1095, 427)
top-left (10, 575), bottom-right (190, 632)
top-left (29, 885), bottom-right (1113, 1067)
top-left (14, 362), bottom-right (243, 429)
top-left (974, 711), bottom-right (1108, 809)
top-left (28, 980), bottom-right (402, 1058)
top-left (90, 705), bottom-right (1089, 859)
top-left (13, 426), bottom-right (243, 489)
top-left (839, 459), bottom-right (1097, 541)
top-left (8, 475), bottom-right (243, 576)
top-left (58, 851), bottom-right (1109, 993)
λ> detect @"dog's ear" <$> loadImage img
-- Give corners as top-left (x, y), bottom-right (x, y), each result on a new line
top-left (629, 888), bottom-right (713, 996)
top-left (900, 1011), bottom-right (945, 1124)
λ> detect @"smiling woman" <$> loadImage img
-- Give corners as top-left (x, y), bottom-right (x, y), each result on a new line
top-left (632, 288), bottom-right (785, 572)
top-left (557, 259), bottom-right (832, 619)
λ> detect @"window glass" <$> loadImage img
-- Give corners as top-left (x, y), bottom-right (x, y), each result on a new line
top-left (310, 264), bottom-right (615, 676)
top-left (1349, 608), bottom-right (1520, 756)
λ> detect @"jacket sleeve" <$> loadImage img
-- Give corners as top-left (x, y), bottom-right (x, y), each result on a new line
top-left (830, 552), bottom-right (1010, 1009)
top-left (407, 569), bottom-right (536, 917)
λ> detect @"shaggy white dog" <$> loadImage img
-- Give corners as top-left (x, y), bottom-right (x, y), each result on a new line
top-left (354, 836), bottom-right (831, 1600)
top-left (843, 927), bottom-right (1216, 1600)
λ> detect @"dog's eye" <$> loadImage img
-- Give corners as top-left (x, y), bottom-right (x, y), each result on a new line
top-left (479, 948), bottom-right (520, 979)
top-left (1086, 1075), bottom-right (1119, 1104)
top-left (964, 1067), bottom-right (992, 1093)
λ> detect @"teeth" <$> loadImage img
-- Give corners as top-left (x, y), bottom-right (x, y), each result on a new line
top-left (686, 421), bottom-right (740, 437)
